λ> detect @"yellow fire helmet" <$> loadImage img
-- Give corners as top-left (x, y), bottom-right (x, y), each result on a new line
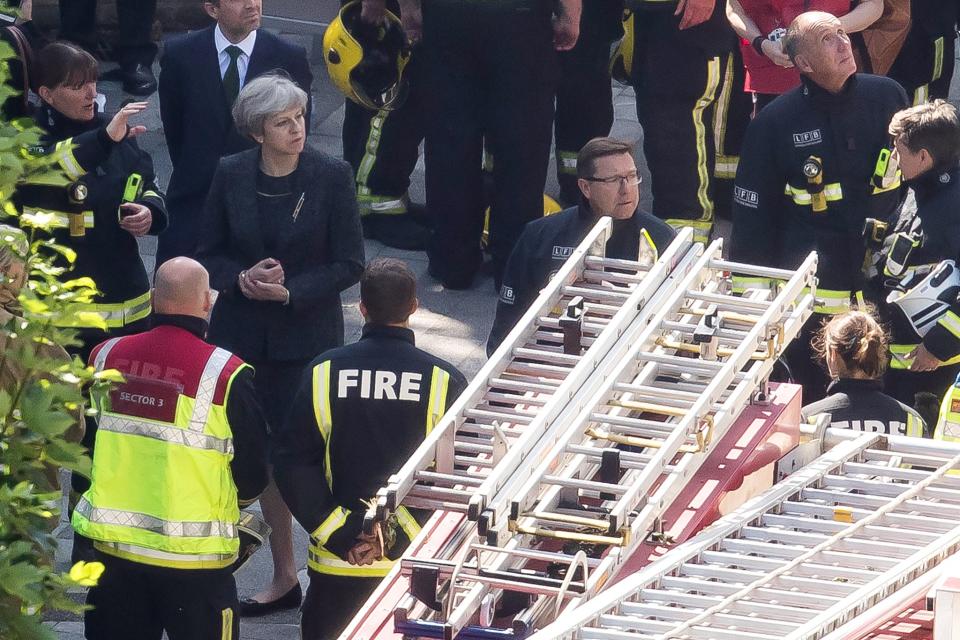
top-left (609, 10), bottom-right (635, 85)
top-left (481, 195), bottom-right (564, 250)
top-left (323, 0), bottom-right (411, 111)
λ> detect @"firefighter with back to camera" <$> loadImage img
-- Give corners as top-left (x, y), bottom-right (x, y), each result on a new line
top-left (729, 11), bottom-right (908, 403)
top-left (801, 310), bottom-right (926, 437)
top-left (73, 257), bottom-right (269, 640)
top-left (273, 258), bottom-right (467, 639)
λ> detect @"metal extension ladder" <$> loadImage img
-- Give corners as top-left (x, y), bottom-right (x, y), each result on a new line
top-left (365, 219), bottom-right (696, 525)
top-left (529, 430), bottom-right (960, 640)
top-left (392, 241), bottom-right (817, 639)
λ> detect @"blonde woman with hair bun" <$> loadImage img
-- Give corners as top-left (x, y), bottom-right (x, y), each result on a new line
top-left (800, 310), bottom-right (926, 437)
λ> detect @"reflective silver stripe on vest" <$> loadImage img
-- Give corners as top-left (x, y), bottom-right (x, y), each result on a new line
top-left (191, 348), bottom-right (231, 431)
top-left (75, 497), bottom-right (237, 538)
top-left (92, 337), bottom-right (123, 372)
top-left (97, 414), bottom-right (234, 454)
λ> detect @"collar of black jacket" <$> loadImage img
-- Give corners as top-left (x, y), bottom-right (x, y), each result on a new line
top-left (801, 72), bottom-right (857, 106)
top-left (908, 163), bottom-right (960, 202)
top-left (361, 323), bottom-right (416, 345)
top-left (151, 313), bottom-right (209, 339)
top-left (38, 101), bottom-right (103, 138)
top-left (825, 377), bottom-right (883, 396)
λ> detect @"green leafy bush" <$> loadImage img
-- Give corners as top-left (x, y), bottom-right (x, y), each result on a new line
top-left (0, 38), bottom-right (117, 640)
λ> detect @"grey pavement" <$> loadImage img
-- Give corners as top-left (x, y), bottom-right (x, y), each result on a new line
top-left (45, 26), bottom-right (960, 640)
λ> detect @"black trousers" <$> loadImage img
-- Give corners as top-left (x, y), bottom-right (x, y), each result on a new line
top-left (554, 1), bottom-right (623, 202)
top-left (300, 572), bottom-right (380, 640)
top-left (341, 1), bottom-right (425, 216)
top-left (423, 0), bottom-right (558, 282)
top-left (711, 47), bottom-right (752, 222)
top-left (58, 0), bottom-right (158, 67)
top-left (248, 358), bottom-right (312, 437)
top-left (632, 10), bottom-right (727, 240)
top-left (84, 553), bottom-right (239, 640)
top-left (888, 30), bottom-right (957, 104)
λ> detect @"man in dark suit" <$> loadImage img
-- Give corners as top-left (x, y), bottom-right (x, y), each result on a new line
top-left (157, 0), bottom-right (312, 267)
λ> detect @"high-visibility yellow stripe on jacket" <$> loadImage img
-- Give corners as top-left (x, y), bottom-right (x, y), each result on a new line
top-left (784, 183), bottom-right (843, 205)
top-left (888, 343), bottom-right (960, 370)
top-left (22, 206), bottom-right (94, 229)
top-left (72, 338), bottom-right (247, 569)
top-left (306, 506), bottom-right (421, 577)
top-left (54, 290), bottom-right (152, 328)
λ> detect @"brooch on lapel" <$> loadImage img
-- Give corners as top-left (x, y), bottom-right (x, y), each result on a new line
top-left (292, 192), bottom-right (305, 221)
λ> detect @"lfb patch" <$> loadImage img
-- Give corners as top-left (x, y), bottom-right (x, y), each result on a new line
top-left (499, 285), bottom-right (515, 304)
top-left (792, 129), bottom-right (822, 147)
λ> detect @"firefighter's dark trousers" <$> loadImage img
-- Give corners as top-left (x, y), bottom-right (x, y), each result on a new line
top-left (631, 10), bottom-right (729, 243)
top-left (554, 1), bottom-right (623, 201)
top-left (888, 30), bottom-right (957, 105)
top-left (422, 0), bottom-right (558, 285)
top-left (84, 553), bottom-right (239, 640)
top-left (341, 0), bottom-right (425, 218)
top-left (300, 572), bottom-right (380, 640)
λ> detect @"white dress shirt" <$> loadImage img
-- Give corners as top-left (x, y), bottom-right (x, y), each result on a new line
top-left (214, 25), bottom-right (257, 88)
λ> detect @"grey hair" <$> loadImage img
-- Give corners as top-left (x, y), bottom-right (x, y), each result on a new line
top-left (232, 72), bottom-right (308, 139)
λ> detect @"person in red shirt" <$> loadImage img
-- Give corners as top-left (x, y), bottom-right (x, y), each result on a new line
top-left (726, 0), bottom-right (881, 111)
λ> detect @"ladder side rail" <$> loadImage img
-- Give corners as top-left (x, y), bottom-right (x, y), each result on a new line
top-left (467, 229), bottom-right (698, 520)
top-left (549, 250), bottom-right (816, 611)
top-left (498, 240), bottom-right (723, 536)
top-left (524, 434), bottom-right (885, 640)
top-left (440, 242), bottom-right (736, 638)
top-left (445, 246), bottom-right (813, 635)
top-left (785, 446), bottom-right (960, 639)
top-left (604, 248), bottom-right (816, 530)
top-left (376, 219), bottom-right (618, 514)
top-left (474, 238), bottom-right (706, 535)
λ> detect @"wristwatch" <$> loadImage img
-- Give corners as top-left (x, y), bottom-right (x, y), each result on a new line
top-left (752, 35), bottom-right (766, 55)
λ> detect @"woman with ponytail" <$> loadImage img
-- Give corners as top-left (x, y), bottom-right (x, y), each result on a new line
top-left (801, 310), bottom-right (927, 437)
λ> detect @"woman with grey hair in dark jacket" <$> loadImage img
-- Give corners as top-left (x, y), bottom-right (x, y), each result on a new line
top-left (197, 72), bottom-right (365, 615)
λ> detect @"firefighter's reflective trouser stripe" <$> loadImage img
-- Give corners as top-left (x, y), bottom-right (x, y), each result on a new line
top-left (307, 506), bottom-right (421, 577)
top-left (72, 339), bottom-right (244, 569)
top-left (912, 37), bottom-right (945, 106)
top-left (356, 108), bottom-right (410, 217)
top-left (713, 52), bottom-right (739, 180)
top-left (54, 290), bottom-right (152, 328)
top-left (664, 54), bottom-right (722, 245)
top-left (22, 205), bottom-right (94, 229)
top-left (307, 362), bottom-right (450, 576)
top-left (557, 150), bottom-right (578, 176)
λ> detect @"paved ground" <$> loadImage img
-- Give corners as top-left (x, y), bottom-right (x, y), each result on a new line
top-left (42, 27), bottom-right (960, 640)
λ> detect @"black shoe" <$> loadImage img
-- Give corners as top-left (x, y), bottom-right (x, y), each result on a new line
top-left (239, 583), bottom-right (302, 617)
top-left (120, 64), bottom-right (157, 96)
top-left (428, 261), bottom-right (475, 290)
top-left (367, 214), bottom-right (431, 251)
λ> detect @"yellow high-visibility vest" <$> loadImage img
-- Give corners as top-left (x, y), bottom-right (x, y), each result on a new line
top-left (72, 334), bottom-right (248, 569)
